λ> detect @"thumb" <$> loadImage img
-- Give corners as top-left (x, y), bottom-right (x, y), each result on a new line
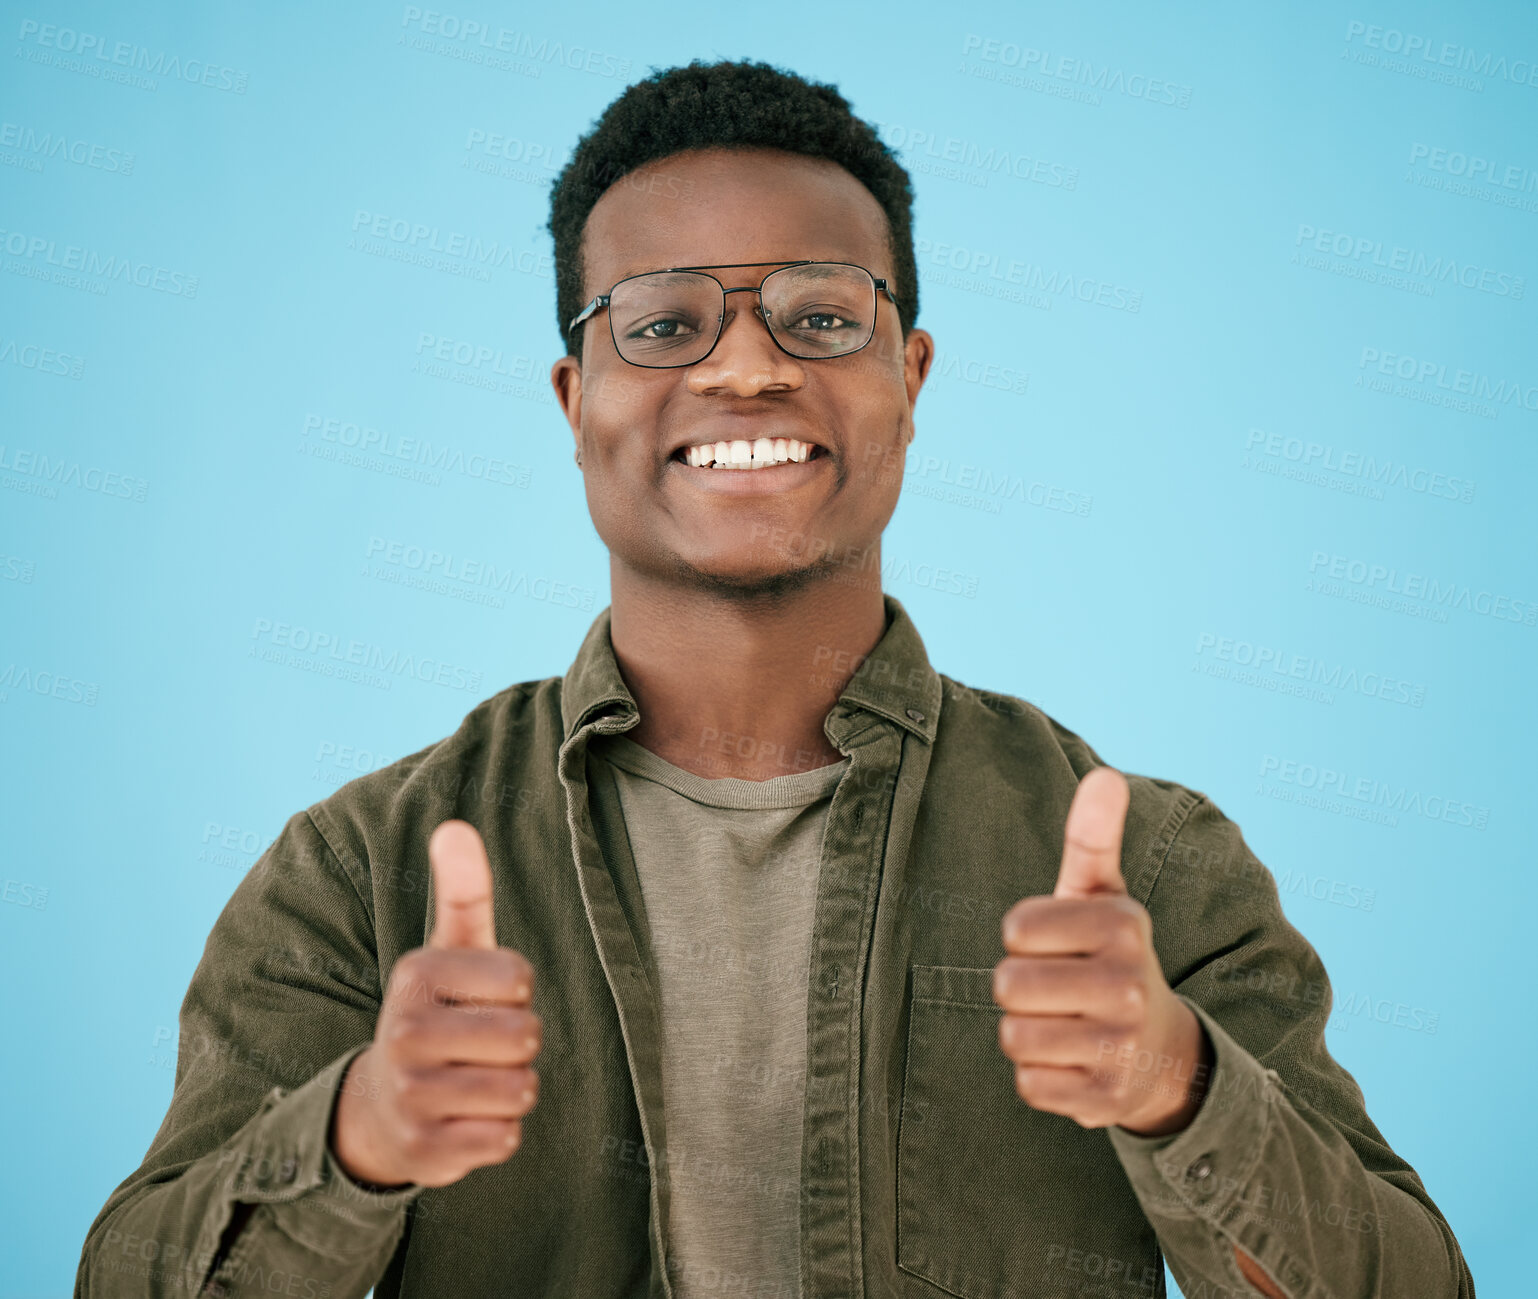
top-left (427, 819), bottom-right (498, 950)
top-left (1054, 766), bottom-right (1130, 899)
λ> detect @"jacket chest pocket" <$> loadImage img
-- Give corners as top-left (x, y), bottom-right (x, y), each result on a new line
top-left (896, 965), bottom-right (1164, 1299)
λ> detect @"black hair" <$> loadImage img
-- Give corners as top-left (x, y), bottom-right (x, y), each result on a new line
top-left (547, 57), bottom-right (919, 356)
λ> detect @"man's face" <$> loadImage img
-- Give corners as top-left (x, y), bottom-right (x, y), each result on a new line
top-left (551, 146), bottom-right (934, 600)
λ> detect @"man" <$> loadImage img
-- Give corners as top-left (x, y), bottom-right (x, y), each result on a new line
top-left (77, 59), bottom-right (1473, 1299)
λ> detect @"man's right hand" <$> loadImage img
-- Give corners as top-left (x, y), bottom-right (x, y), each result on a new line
top-left (329, 819), bottom-right (542, 1189)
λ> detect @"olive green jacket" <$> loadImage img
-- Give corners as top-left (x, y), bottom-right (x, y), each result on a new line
top-left (76, 594), bottom-right (1474, 1298)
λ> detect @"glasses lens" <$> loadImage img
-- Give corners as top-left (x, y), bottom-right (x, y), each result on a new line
top-left (609, 272), bottom-right (721, 366)
top-left (762, 264), bottom-right (876, 358)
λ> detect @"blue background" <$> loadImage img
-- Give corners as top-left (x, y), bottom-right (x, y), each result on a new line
top-left (3, 1), bottom-right (1533, 1293)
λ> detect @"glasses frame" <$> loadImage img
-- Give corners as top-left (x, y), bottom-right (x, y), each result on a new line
top-left (567, 260), bottom-right (900, 369)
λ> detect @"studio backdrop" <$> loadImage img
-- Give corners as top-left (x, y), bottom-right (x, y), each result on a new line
top-left (2, 1), bottom-right (1533, 1294)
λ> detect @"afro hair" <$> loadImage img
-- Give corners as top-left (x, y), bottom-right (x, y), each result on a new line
top-left (546, 57), bottom-right (919, 356)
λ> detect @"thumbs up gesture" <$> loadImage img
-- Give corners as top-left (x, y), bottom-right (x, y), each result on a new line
top-left (991, 768), bottom-right (1212, 1136)
top-left (330, 820), bottom-right (543, 1188)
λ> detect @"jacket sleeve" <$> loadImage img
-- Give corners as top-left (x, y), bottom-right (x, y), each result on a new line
top-left (1106, 793), bottom-right (1475, 1299)
top-left (75, 809), bottom-right (424, 1299)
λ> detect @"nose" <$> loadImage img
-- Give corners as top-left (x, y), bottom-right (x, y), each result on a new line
top-left (685, 290), bottom-right (804, 397)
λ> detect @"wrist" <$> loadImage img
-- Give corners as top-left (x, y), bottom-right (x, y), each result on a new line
top-left (1117, 1002), bottom-right (1214, 1137)
top-left (330, 1049), bottom-right (413, 1191)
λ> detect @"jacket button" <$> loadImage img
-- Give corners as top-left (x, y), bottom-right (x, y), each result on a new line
top-left (1186, 1155), bottom-right (1213, 1182)
top-left (905, 708), bottom-right (925, 722)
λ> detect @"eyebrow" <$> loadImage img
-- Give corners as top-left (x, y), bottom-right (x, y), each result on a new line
top-left (611, 259), bottom-right (809, 280)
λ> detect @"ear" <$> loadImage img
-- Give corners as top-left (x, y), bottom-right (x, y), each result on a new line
top-left (550, 354), bottom-right (583, 458)
top-left (903, 328), bottom-right (935, 413)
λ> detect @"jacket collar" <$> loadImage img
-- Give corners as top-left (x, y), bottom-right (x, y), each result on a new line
top-left (559, 592), bottom-right (942, 747)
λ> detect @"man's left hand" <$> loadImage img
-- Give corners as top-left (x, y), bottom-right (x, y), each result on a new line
top-left (992, 766), bottom-right (1213, 1136)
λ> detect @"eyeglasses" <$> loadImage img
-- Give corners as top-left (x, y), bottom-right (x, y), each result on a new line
top-left (568, 260), bottom-right (899, 368)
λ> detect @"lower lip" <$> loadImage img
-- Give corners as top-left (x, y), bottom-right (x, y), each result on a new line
top-left (667, 449), bottom-right (831, 495)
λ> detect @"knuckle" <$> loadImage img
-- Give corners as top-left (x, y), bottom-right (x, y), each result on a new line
top-left (1110, 908), bottom-right (1144, 948)
top-left (383, 1015), bottom-right (417, 1050)
top-left (514, 1067), bottom-right (539, 1112)
top-left (394, 1069), bottom-right (428, 1110)
top-left (512, 1008), bottom-right (543, 1052)
top-left (1102, 1023), bottom-right (1135, 1057)
top-left (1118, 984), bottom-right (1145, 1018)
top-left (397, 1119), bottom-right (429, 1158)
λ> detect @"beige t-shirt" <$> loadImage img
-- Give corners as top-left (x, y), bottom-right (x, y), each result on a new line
top-left (592, 734), bottom-right (849, 1299)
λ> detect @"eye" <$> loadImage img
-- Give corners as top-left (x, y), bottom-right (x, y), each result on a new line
top-left (626, 316), bottom-right (700, 341)
top-left (793, 312), bottom-right (851, 331)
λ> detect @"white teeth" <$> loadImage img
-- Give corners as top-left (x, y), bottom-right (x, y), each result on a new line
top-left (679, 437), bottom-right (821, 469)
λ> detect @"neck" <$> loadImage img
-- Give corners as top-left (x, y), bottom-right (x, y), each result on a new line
top-left (607, 559), bottom-right (889, 781)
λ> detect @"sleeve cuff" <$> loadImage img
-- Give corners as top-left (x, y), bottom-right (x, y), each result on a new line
top-left (1106, 997), bottom-right (1280, 1222)
top-left (225, 1042), bottom-right (425, 1227)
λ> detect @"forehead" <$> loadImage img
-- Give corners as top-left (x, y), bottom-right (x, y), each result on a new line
top-left (580, 147), bottom-right (891, 288)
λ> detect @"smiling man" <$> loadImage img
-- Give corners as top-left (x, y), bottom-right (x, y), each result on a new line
top-left (78, 60), bottom-right (1472, 1299)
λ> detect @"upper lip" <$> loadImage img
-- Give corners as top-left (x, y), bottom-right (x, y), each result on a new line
top-left (666, 429), bottom-right (829, 459)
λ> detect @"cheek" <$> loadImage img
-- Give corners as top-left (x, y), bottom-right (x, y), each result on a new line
top-left (831, 387), bottom-right (909, 474)
top-left (580, 367), bottom-right (660, 436)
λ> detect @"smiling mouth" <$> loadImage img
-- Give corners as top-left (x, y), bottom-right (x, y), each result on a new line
top-left (671, 438), bottom-right (827, 470)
